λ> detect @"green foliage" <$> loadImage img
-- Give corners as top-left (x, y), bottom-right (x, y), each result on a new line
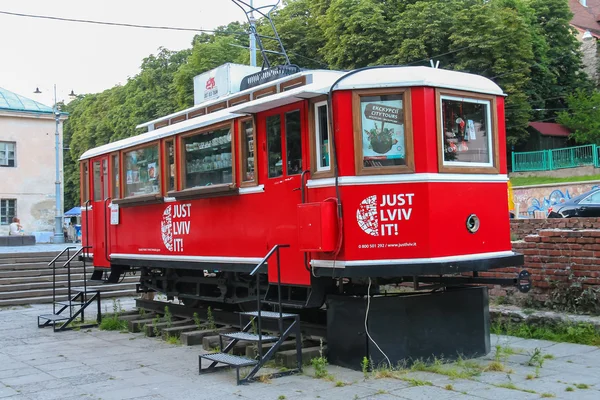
top-left (311, 339), bottom-right (329, 379)
top-left (361, 356), bottom-right (370, 379)
top-left (100, 301), bottom-right (128, 331)
top-left (510, 174), bottom-right (600, 187)
top-left (166, 334), bottom-right (181, 345)
top-left (545, 270), bottom-right (600, 315)
top-left (206, 306), bottom-right (216, 330)
top-left (492, 320), bottom-right (600, 346)
top-left (164, 306), bottom-right (172, 329)
top-left (152, 314), bottom-right (161, 337)
top-left (558, 89), bottom-right (600, 145)
top-left (193, 312), bottom-right (202, 330)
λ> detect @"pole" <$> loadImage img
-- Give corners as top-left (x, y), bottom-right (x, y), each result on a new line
top-left (249, 0), bottom-right (256, 67)
top-left (53, 84), bottom-right (64, 244)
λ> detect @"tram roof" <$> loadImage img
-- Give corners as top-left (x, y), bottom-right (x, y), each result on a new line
top-left (80, 66), bottom-right (503, 161)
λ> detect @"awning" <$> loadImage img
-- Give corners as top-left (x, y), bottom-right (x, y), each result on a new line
top-left (64, 207), bottom-right (81, 216)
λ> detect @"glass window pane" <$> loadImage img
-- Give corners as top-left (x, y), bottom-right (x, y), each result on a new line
top-left (124, 146), bottom-right (160, 197)
top-left (241, 120), bottom-right (255, 182)
top-left (267, 115), bottom-right (282, 178)
top-left (315, 104), bottom-right (330, 170)
top-left (184, 128), bottom-right (233, 188)
top-left (360, 95), bottom-right (406, 168)
top-left (285, 111), bottom-right (302, 175)
top-left (93, 161), bottom-right (102, 201)
top-left (166, 141), bottom-right (175, 191)
top-left (81, 162), bottom-right (89, 203)
top-left (441, 98), bottom-right (491, 164)
top-left (112, 155), bottom-right (120, 199)
top-left (102, 159), bottom-right (108, 200)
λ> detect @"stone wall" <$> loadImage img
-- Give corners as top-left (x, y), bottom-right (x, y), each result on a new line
top-left (487, 227), bottom-right (600, 308)
top-left (510, 217), bottom-right (600, 241)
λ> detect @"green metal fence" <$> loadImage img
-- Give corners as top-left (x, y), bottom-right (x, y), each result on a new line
top-left (512, 144), bottom-right (600, 172)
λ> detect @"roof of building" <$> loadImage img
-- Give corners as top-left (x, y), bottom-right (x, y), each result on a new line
top-left (528, 122), bottom-right (571, 137)
top-left (570, 0), bottom-right (600, 35)
top-left (0, 86), bottom-right (54, 114)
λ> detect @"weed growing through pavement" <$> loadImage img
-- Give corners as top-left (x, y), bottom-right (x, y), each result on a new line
top-left (491, 320), bottom-right (600, 346)
top-left (311, 339), bottom-right (330, 379)
top-left (193, 312), bottom-right (202, 330)
top-left (206, 306), bottom-right (216, 330)
top-left (99, 299), bottom-right (128, 331)
top-left (152, 314), bottom-right (161, 337)
top-left (164, 306), bottom-right (172, 329)
top-left (361, 356), bottom-right (371, 379)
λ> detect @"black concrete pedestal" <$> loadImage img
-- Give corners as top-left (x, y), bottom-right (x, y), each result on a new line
top-left (326, 286), bottom-right (490, 370)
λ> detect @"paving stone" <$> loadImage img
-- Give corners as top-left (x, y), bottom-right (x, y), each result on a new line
top-left (391, 385), bottom-right (462, 400)
top-left (0, 385), bottom-right (19, 398)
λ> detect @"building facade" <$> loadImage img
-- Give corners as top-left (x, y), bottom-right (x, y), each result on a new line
top-left (570, 0), bottom-right (600, 85)
top-left (0, 87), bottom-right (66, 242)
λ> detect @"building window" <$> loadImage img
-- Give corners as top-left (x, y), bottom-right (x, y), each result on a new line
top-left (0, 141), bottom-right (15, 167)
top-left (240, 119), bottom-right (257, 185)
top-left (111, 154), bottom-right (120, 199)
top-left (165, 140), bottom-right (176, 192)
top-left (314, 101), bottom-right (330, 172)
top-left (183, 126), bottom-right (233, 189)
top-left (0, 199), bottom-right (16, 225)
top-left (266, 114), bottom-right (283, 178)
top-left (353, 89), bottom-right (414, 175)
top-left (436, 90), bottom-right (497, 173)
top-left (124, 145), bottom-right (160, 197)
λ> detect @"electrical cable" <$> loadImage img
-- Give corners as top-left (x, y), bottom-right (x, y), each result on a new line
top-left (365, 278), bottom-right (392, 368)
top-left (0, 10), bottom-right (249, 36)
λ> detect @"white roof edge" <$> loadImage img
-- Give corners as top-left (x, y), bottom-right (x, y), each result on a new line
top-left (135, 69), bottom-right (339, 129)
top-left (80, 109), bottom-right (245, 160)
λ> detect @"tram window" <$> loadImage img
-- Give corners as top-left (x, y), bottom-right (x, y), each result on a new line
top-left (111, 154), bottom-right (120, 199)
top-left (285, 110), bottom-right (302, 175)
top-left (440, 95), bottom-right (493, 167)
top-left (123, 145), bottom-right (160, 197)
top-left (183, 126), bottom-right (233, 188)
top-left (81, 162), bottom-right (89, 204)
top-left (240, 119), bottom-right (257, 184)
top-left (92, 161), bottom-right (102, 201)
top-left (314, 101), bottom-right (330, 172)
top-left (267, 114), bottom-right (283, 178)
top-left (165, 140), bottom-right (176, 191)
top-left (102, 159), bottom-right (109, 200)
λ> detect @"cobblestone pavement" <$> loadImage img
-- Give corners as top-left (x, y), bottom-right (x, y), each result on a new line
top-left (0, 243), bottom-right (81, 254)
top-left (0, 298), bottom-right (598, 400)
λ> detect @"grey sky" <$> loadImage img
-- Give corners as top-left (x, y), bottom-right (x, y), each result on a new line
top-left (0, 0), bottom-right (254, 107)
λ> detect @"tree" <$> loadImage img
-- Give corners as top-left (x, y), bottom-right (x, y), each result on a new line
top-left (557, 89), bottom-right (600, 145)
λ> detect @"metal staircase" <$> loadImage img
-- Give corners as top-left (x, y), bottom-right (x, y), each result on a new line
top-left (37, 246), bottom-right (102, 332)
top-left (199, 244), bottom-right (302, 385)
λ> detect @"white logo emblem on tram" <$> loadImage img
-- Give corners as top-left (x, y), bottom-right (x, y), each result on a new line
top-left (356, 194), bottom-right (415, 237)
top-left (161, 204), bottom-right (192, 252)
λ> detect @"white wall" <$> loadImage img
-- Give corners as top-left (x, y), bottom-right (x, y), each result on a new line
top-left (0, 110), bottom-right (65, 241)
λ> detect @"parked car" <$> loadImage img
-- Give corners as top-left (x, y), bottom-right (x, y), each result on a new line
top-left (547, 188), bottom-right (600, 218)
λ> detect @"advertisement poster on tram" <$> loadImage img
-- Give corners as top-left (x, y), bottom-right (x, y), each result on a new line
top-left (361, 99), bottom-right (405, 161)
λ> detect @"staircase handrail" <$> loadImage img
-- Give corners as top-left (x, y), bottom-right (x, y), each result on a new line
top-left (48, 246), bottom-right (77, 267)
top-left (61, 246), bottom-right (91, 268)
top-left (250, 244), bottom-right (288, 276)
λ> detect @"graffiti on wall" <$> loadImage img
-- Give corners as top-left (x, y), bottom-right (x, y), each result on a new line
top-left (513, 182), bottom-right (600, 216)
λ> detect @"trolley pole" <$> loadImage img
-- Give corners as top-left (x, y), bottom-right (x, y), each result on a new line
top-left (249, 0), bottom-right (257, 67)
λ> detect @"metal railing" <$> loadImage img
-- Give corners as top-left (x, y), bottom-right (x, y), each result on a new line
top-left (48, 246), bottom-right (76, 314)
top-left (512, 144), bottom-right (600, 172)
top-left (249, 244), bottom-right (290, 359)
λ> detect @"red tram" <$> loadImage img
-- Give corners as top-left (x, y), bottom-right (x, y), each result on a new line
top-left (79, 64), bottom-right (526, 309)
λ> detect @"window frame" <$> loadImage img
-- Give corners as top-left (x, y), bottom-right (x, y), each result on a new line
top-left (352, 88), bottom-right (415, 176)
top-left (110, 152), bottom-right (121, 200)
top-left (308, 97), bottom-right (334, 178)
top-left (163, 139), bottom-right (177, 194)
top-left (0, 199), bottom-right (16, 226)
top-left (435, 89), bottom-right (499, 174)
top-left (238, 116), bottom-right (258, 187)
top-left (92, 160), bottom-right (103, 202)
top-left (0, 141), bottom-right (16, 167)
top-left (120, 142), bottom-right (162, 200)
top-left (171, 121), bottom-right (238, 199)
top-left (80, 160), bottom-right (89, 205)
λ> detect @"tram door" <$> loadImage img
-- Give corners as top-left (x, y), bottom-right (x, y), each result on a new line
top-left (260, 103), bottom-right (310, 286)
top-left (91, 157), bottom-right (110, 268)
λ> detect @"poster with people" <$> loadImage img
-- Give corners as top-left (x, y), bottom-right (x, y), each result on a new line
top-left (361, 98), bottom-right (405, 162)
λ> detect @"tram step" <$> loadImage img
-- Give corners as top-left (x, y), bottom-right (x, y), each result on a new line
top-left (221, 332), bottom-right (278, 342)
top-left (240, 310), bottom-right (297, 319)
top-left (38, 314), bottom-right (70, 322)
top-left (200, 352), bottom-right (258, 368)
